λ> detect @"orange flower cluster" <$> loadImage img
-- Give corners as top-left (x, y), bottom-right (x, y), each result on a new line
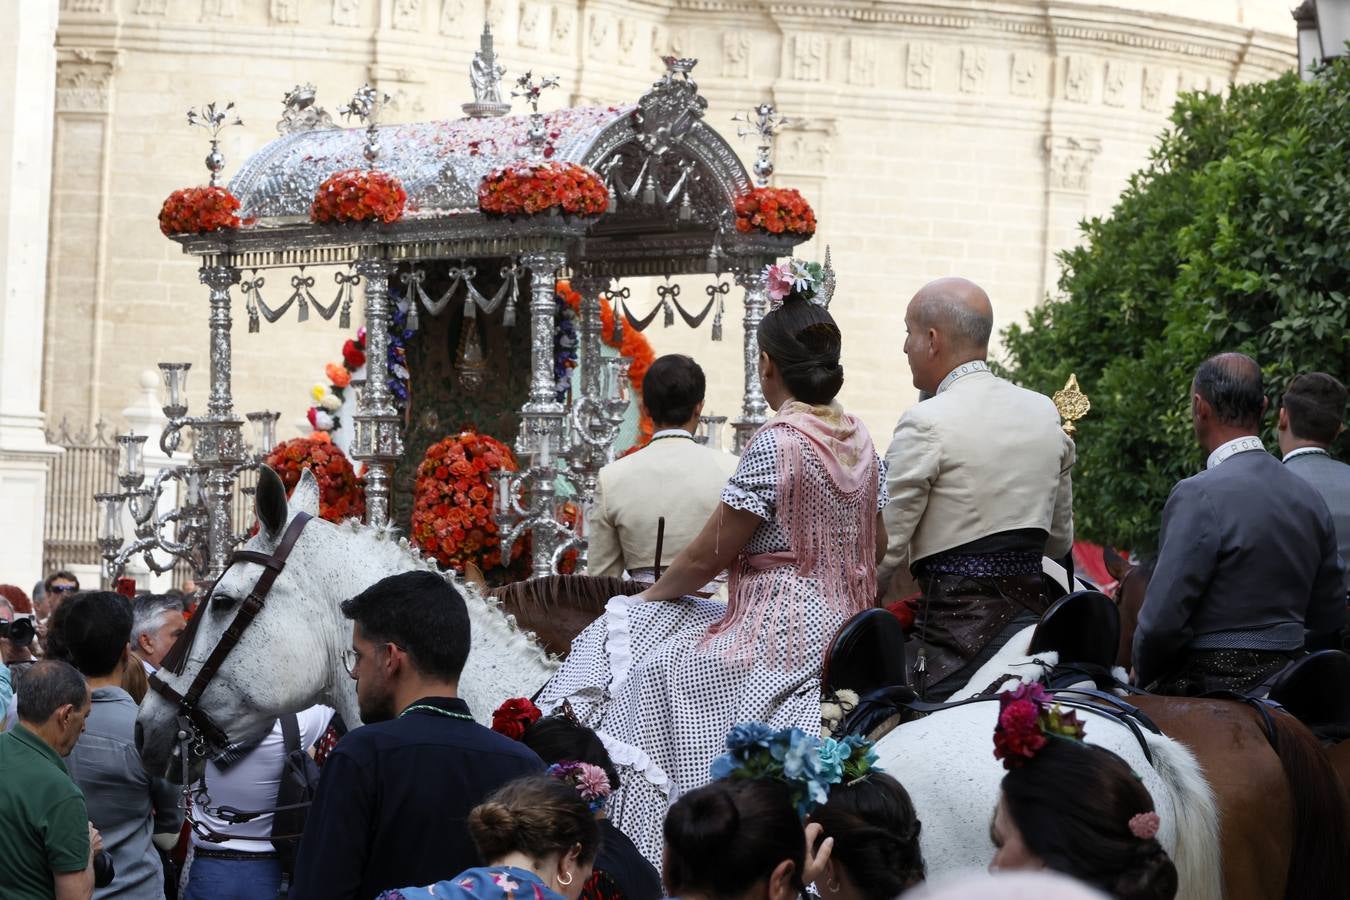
top-left (158, 186), bottom-right (242, 237)
top-left (555, 281), bottom-right (655, 449)
top-left (311, 168), bottom-right (408, 225)
top-left (478, 162), bottom-right (609, 217)
top-left (734, 187), bottom-right (817, 237)
top-left (262, 436), bottom-right (365, 523)
top-left (411, 431), bottom-right (525, 576)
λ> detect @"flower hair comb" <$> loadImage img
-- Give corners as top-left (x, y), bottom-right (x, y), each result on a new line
top-left (710, 722), bottom-right (882, 817)
top-left (548, 760), bottom-right (612, 813)
top-left (992, 682), bottom-right (1086, 770)
top-left (762, 249), bottom-right (836, 312)
top-left (1128, 811), bottom-right (1160, 840)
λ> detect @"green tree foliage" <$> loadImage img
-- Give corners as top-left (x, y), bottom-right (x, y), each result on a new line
top-left (999, 68), bottom-right (1350, 553)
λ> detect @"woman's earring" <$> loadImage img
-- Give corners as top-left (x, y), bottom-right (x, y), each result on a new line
top-left (557, 871), bottom-right (573, 887)
top-left (826, 877), bottom-right (841, 893)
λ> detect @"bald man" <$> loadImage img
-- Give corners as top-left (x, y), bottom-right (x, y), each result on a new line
top-left (881, 278), bottom-right (1076, 699)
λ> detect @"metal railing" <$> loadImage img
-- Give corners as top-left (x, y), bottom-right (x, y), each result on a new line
top-left (43, 419), bottom-right (118, 577)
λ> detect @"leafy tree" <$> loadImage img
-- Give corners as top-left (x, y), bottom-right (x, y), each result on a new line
top-left (999, 67), bottom-right (1350, 553)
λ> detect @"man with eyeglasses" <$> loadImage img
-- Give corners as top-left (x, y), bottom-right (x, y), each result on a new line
top-left (41, 571), bottom-right (81, 621)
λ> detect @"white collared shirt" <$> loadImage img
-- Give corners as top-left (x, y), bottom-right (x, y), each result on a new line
top-left (1282, 446), bottom-right (1329, 463)
top-left (651, 428), bottom-right (694, 440)
top-left (936, 360), bottom-right (991, 394)
top-left (1206, 435), bottom-right (1265, 470)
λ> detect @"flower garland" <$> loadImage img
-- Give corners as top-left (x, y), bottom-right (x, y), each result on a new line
top-left (992, 682), bottom-right (1086, 770)
top-left (710, 723), bottom-right (881, 817)
top-left (491, 697), bottom-right (542, 740)
top-left (410, 430), bottom-right (527, 577)
top-left (262, 435), bottom-right (366, 523)
top-left (548, 761), bottom-right (613, 814)
top-left (159, 186), bottom-right (243, 236)
top-left (555, 281), bottom-right (655, 448)
top-left (305, 307), bottom-right (411, 436)
top-left (734, 186), bottom-right (817, 237)
top-left (311, 168), bottom-right (408, 225)
top-left (478, 162), bottom-right (609, 217)
top-left (554, 295), bottom-right (579, 401)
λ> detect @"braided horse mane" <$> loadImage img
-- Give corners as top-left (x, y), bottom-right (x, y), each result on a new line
top-left (485, 571), bottom-right (645, 658)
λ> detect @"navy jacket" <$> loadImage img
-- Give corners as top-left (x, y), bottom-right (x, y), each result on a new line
top-left (1134, 449), bottom-right (1346, 685)
top-left (289, 697), bottom-right (543, 900)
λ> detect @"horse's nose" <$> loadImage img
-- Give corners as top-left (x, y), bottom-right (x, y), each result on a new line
top-left (134, 721), bottom-right (145, 753)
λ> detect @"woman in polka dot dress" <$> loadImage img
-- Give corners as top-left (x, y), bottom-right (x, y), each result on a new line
top-left (538, 283), bottom-right (886, 864)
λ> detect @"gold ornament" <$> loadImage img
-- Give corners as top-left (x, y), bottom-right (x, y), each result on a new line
top-left (1053, 373), bottom-right (1091, 437)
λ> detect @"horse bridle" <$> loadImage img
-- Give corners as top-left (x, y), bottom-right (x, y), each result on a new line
top-left (148, 512), bottom-right (313, 751)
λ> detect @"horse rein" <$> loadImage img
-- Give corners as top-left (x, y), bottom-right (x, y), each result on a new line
top-left (148, 512), bottom-right (313, 753)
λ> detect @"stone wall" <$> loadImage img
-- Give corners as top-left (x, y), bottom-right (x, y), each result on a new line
top-left (44, 0), bottom-right (1294, 446)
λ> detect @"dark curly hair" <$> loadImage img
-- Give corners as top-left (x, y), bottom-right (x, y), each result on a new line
top-left (1001, 739), bottom-right (1178, 900)
top-left (810, 771), bottom-right (925, 895)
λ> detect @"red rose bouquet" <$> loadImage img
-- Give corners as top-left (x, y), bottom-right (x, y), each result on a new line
top-left (159, 186), bottom-right (242, 236)
top-left (411, 431), bottom-right (525, 576)
top-left (734, 186), bottom-right (817, 237)
top-left (992, 682), bottom-right (1085, 770)
top-left (491, 697), bottom-right (542, 740)
top-left (311, 168), bottom-right (408, 225)
top-left (478, 162), bottom-right (609, 217)
top-left (262, 436), bottom-right (366, 523)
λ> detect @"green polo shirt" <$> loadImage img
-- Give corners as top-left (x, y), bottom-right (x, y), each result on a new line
top-left (0, 724), bottom-right (90, 899)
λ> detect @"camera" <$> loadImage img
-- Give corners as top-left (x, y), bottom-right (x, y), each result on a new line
top-left (0, 616), bottom-right (36, 646)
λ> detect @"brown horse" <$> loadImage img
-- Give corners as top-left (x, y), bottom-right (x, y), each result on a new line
top-left (1105, 552), bottom-right (1350, 899)
top-left (465, 565), bottom-right (642, 658)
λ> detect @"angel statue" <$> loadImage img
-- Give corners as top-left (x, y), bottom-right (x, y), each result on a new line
top-left (470, 24), bottom-right (507, 105)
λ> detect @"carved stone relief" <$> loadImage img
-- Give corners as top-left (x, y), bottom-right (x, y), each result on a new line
top-left (134, 0), bottom-right (167, 14)
top-left (438, 0), bottom-right (463, 35)
top-left (270, 0), bottom-right (300, 23)
top-left (552, 7), bottom-right (576, 53)
top-left (56, 49), bottom-right (121, 114)
top-left (333, 0), bottom-right (361, 27)
top-left (791, 34), bottom-right (827, 82)
top-left (723, 31), bottom-right (751, 79)
top-left (778, 123), bottom-right (835, 174)
top-left (202, 0), bottom-right (238, 18)
top-left (62, 0), bottom-right (109, 12)
top-left (518, 2), bottom-right (544, 48)
top-left (907, 42), bottom-right (935, 91)
top-left (392, 0), bottom-right (420, 31)
top-left (960, 46), bottom-right (988, 93)
top-left (848, 37), bottom-right (876, 86)
top-left (1141, 66), bottom-right (1166, 111)
top-left (1010, 52), bottom-right (1039, 97)
top-left (485, 0), bottom-right (507, 28)
top-left (1064, 55), bottom-right (1093, 103)
top-left (1045, 135), bottom-right (1102, 193)
top-left (618, 19), bottom-right (638, 62)
top-left (1103, 60), bottom-right (1128, 107)
top-left (588, 13), bottom-right (609, 51)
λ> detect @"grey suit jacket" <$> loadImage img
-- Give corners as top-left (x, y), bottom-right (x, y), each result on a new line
top-left (1286, 450), bottom-right (1350, 573)
top-left (1133, 449), bottom-right (1347, 686)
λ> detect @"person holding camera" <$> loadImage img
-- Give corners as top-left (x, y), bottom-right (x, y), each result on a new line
top-left (2, 585), bottom-right (40, 731)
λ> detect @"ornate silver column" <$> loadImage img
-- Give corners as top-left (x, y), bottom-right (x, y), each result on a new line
top-left (566, 275), bottom-right (612, 508)
top-left (732, 266), bottom-right (770, 453)
top-left (197, 264), bottom-right (245, 584)
top-left (350, 258), bottom-right (403, 527)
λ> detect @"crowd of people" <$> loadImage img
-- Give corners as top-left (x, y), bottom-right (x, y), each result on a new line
top-left (1, 266), bottom-right (1347, 900)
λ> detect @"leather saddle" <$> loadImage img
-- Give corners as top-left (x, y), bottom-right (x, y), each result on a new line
top-left (1028, 590), bottom-right (1121, 689)
top-left (821, 608), bottom-right (913, 737)
top-left (1266, 649), bottom-right (1350, 743)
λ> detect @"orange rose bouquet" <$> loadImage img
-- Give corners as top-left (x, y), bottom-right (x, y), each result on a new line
top-left (159, 186), bottom-right (242, 236)
top-left (311, 168), bottom-right (408, 225)
top-left (262, 436), bottom-right (366, 523)
top-left (478, 162), bottom-right (609, 217)
top-left (734, 186), bottom-right (817, 237)
top-left (411, 431), bottom-right (526, 577)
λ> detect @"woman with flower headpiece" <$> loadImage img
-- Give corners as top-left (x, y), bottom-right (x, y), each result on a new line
top-left (988, 685), bottom-right (1178, 900)
top-left (376, 771), bottom-right (601, 900)
top-left (537, 259), bottom-right (885, 865)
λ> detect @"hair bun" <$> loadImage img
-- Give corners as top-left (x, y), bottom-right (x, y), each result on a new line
top-left (795, 321), bottom-right (841, 356)
top-left (469, 802), bottom-right (516, 838)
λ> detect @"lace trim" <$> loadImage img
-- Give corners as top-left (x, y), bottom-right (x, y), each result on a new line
top-left (595, 729), bottom-right (674, 800)
top-left (720, 481), bottom-right (771, 520)
top-left (603, 594), bottom-right (639, 692)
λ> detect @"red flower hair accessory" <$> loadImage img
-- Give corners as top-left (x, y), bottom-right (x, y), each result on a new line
top-left (992, 682), bottom-right (1086, 771)
top-left (491, 697), bottom-right (542, 740)
top-left (1129, 812), bottom-right (1160, 840)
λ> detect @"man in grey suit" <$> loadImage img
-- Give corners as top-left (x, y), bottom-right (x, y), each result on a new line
top-left (1279, 373), bottom-right (1350, 564)
top-left (1133, 353), bottom-right (1346, 695)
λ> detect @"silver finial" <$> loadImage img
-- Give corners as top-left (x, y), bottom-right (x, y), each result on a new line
top-left (278, 84), bottom-right (334, 135)
top-left (660, 56), bottom-right (699, 85)
top-left (464, 24), bottom-right (511, 118)
top-left (512, 71), bottom-right (560, 156)
top-left (340, 84), bottom-right (393, 166)
top-left (819, 246), bottom-right (836, 309)
top-left (732, 102), bottom-right (793, 188)
top-left (186, 101), bottom-right (243, 186)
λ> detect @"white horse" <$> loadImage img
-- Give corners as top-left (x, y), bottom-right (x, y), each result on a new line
top-left (872, 629), bottom-right (1222, 900)
top-left (136, 468), bottom-right (558, 773)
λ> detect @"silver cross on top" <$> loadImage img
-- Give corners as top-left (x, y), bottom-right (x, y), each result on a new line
top-left (186, 101), bottom-right (243, 186)
top-left (732, 102), bottom-right (794, 187)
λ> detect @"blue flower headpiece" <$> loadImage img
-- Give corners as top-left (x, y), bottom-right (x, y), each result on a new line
top-left (709, 723), bottom-right (882, 817)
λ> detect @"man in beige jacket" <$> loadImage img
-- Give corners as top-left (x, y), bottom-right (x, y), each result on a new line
top-left (588, 354), bottom-right (739, 583)
top-left (881, 278), bottom-right (1075, 698)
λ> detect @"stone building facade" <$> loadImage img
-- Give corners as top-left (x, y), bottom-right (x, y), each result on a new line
top-left (0, 0), bottom-right (1295, 583)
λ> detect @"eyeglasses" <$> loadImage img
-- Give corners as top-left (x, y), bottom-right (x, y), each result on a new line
top-left (48, 584), bottom-right (78, 595)
top-left (342, 642), bottom-right (403, 676)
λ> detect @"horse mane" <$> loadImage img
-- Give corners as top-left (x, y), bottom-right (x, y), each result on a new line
top-left (1139, 728), bottom-right (1222, 900)
top-left (489, 574), bottom-right (644, 622)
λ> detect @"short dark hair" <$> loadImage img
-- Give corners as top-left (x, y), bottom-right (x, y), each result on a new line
top-left (642, 355), bottom-right (706, 427)
top-left (757, 296), bottom-right (844, 405)
top-left (1193, 352), bottom-right (1264, 429)
top-left (16, 659), bottom-right (89, 724)
top-left (44, 570), bottom-right (79, 593)
top-left (48, 591), bottom-right (132, 678)
top-left (664, 778), bottom-right (805, 896)
top-left (1002, 739), bottom-right (1177, 900)
top-left (521, 716), bottom-right (621, 790)
top-left (1283, 372), bottom-right (1347, 444)
top-left (469, 774), bottom-right (601, 866)
top-left (810, 772), bottom-right (926, 895)
top-left (340, 571), bottom-right (470, 682)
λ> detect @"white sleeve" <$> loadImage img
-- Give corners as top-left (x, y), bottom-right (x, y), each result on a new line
top-left (298, 704), bottom-right (336, 749)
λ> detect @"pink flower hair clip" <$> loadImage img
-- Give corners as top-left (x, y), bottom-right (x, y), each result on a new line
top-left (1128, 811), bottom-right (1160, 840)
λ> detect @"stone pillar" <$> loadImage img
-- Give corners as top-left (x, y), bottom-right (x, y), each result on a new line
top-left (1040, 137), bottom-right (1101, 297)
top-left (0, 0), bottom-right (62, 587)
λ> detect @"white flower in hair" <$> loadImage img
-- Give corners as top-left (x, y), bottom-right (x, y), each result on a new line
top-left (762, 248), bottom-right (835, 311)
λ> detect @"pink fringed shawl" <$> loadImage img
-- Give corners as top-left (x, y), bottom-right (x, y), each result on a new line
top-left (704, 400), bottom-right (879, 667)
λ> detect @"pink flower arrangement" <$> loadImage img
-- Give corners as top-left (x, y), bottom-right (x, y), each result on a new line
top-left (547, 760), bottom-right (613, 813)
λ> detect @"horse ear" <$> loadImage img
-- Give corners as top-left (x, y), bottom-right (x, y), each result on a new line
top-left (1103, 545), bottom-right (1131, 582)
top-left (291, 468), bottom-right (321, 519)
top-left (463, 561), bottom-right (488, 595)
top-left (256, 466), bottom-right (289, 539)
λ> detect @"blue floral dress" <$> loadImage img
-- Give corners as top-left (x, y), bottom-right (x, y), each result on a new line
top-left (377, 866), bottom-right (566, 900)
